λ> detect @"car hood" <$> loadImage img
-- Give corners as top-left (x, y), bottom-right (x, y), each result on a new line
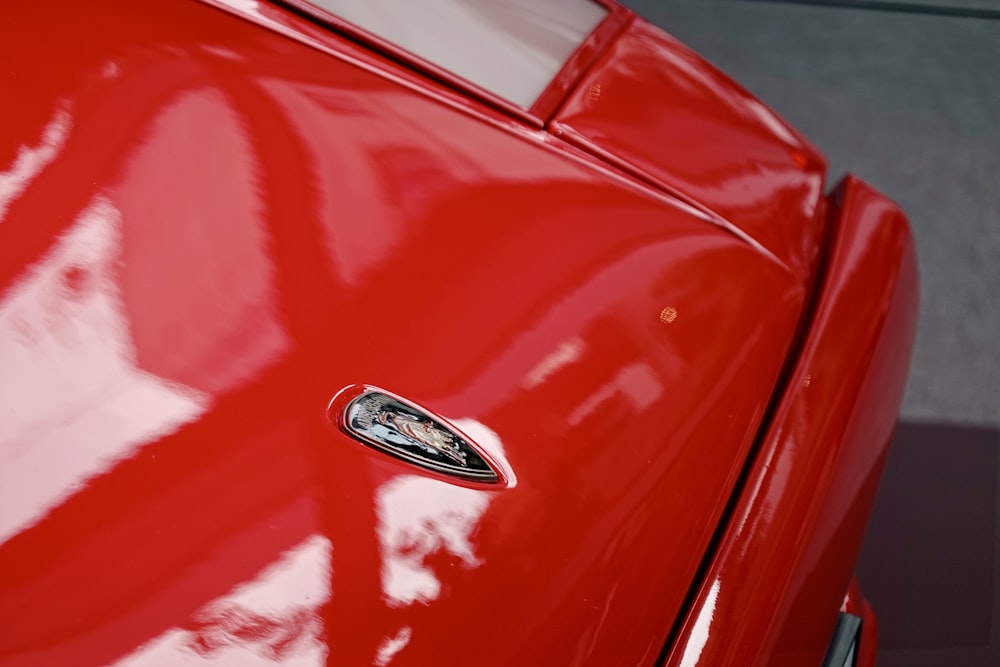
top-left (1, 2), bottom-right (809, 666)
top-left (552, 18), bottom-right (828, 283)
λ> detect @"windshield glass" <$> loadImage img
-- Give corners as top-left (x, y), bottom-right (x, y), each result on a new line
top-left (307, 0), bottom-right (609, 107)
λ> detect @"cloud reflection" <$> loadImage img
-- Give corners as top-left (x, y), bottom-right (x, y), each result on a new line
top-left (0, 197), bottom-right (209, 545)
top-left (113, 535), bottom-right (332, 666)
top-left (376, 475), bottom-right (490, 607)
top-left (374, 626), bottom-right (412, 667)
top-left (0, 103), bottom-right (72, 222)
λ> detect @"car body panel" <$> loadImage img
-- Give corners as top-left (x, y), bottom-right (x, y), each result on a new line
top-left (664, 175), bottom-right (919, 667)
top-left (1, 2), bottom-right (917, 666)
top-left (0, 2), bottom-right (816, 665)
top-left (552, 18), bottom-right (828, 282)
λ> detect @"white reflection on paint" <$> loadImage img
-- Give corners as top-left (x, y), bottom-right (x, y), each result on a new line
top-left (678, 579), bottom-right (721, 667)
top-left (216, 0), bottom-right (261, 12)
top-left (522, 337), bottom-right (584, 389)
top-left (567, 362), bottom-right (663, 427)
top-left (375, 626), bottom-right (412, 667)
top-left (101, 60), bottom-right (121, 80)
top-left (0, 198), bottom-right (208, 545)
top-left (377, 475), bottom-right (490, 607)
top-left (113, 535), bottom-right (333, 666)
top-left (0, 104), bottom-right (72, 222)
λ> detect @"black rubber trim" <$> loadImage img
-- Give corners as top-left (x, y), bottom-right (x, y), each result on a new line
top-left (740, 0), bottom-right (1000, 20)
top-left (822, 612), bottom-right (862, 667)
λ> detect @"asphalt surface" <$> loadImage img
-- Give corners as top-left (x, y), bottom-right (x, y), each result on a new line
top-left (623, 1), bottom-right (1000, 664)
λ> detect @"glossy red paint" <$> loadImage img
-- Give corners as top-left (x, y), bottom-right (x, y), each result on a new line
top-left (552, 19), bottom-right (828, 282)
top-left (664, 176), bottom-right (918, 667)
top-left (0, 2), bottom-right (813, 665)
top-left (529, 5), bottom-right (633, 122)
top-left (0, 2), bottom-right (916, 666)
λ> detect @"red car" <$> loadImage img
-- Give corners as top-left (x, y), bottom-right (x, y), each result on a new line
top-left (0, 1), bottom-right (918, 666)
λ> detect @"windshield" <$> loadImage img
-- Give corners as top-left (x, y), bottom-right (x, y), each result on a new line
top-left (306, 0), bottom-right (609, 107)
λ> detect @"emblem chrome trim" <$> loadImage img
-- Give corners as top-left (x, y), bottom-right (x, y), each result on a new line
top-left (337, 389), bottom-right (500, 483)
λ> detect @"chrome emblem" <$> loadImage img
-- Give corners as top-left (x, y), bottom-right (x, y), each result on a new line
top-left (341, 390), bottom-right (499, 483)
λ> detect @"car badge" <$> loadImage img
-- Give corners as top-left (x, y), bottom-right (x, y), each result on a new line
top-left (338, 389), bottom-right (499, 483)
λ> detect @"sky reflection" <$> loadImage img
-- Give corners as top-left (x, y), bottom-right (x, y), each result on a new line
top-left (0, 197), bottom-right (209, 545)
top-left (0, 103), bottom-right (72, 223)
top-left (376, 475), bottom-right (491, 607)
top-left (113, 535), bottom-right (332, 666)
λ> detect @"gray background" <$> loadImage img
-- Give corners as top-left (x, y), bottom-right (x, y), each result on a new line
top-left (621, 1), bottom-right (999, 664)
